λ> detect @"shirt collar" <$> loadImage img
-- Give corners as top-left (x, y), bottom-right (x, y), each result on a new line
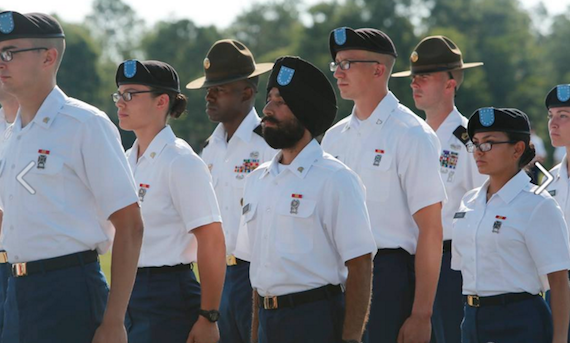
top-left (135, 125), bottom-right (177, 165)
top-left (13, 86), bottom-right (64, 132)
top-left (476, 170), bottom-right (531, 205)
top-left (436, 107), bottom-right (462, 139)
top-left (556, 155), bottom-right (568, 180)
top-left (262, 139), bottom-right (322, 179)
top-left (342, 91), bottom-right (399, 133)
top-left (211, 108), bottom-right (261, 144)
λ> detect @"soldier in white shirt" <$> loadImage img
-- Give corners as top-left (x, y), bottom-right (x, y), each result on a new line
top-left (0, 11), bottom-right (143, 343)
top-left (546, 84), bottom-right (570, 343)
top-left (0, 87), bottom-right (17, 342)
top-left (322, 27), bottom-right (447, 343)
top-left (186, 39), bottom-right (276, 343)
top-left (392, 36), bottom-right (487, 343)
top-left (235, 56), bottom-right (376, 343)
top-left (114, 59), bottom-right (225, 343)
top-left (453, 107), bottom-right (570, 343)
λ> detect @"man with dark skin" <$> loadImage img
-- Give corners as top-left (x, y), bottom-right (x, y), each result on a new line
top-left (187, 39), bottom-right (276, 343)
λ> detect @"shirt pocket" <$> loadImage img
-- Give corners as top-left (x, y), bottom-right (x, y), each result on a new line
top-left (275, 196), bottom-right (317, 254)
top-left (22, 153), bottom-right (66, 212)
top-left (360, 152), bottom-right (392, 202)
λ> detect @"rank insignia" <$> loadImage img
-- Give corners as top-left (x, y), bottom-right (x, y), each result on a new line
top-left (208, 164), bottom-right (213, 172)
top-left (492, 220), bottom-right (502, 233)
top-left (250, 151), bottom-right (259, 159)
top-left (235, 159), bottom-right (260, 176)
top-left (549, 190), bottom-right (557, 196)
top-left (410, 51), bottom-right (419, 63)
top-left (242, 203), bottom-right (250, 215)
top-left (297, 167), bottom-right (304, 173)
top-left (461, 132), bottom-right (469, 141)
top-left (138, 184), bottom-right (150, 202)
top-left (203, 57), bottom-right (211, 70)
top-left (290, 194), bottom-right (302, 214)
top-left (37, 149), bottom-right (50, 169)
top-left (454, 212), bottom-right (466, 219)
top-left (373, 149), bottom-right (384, 166)
top-left (440, 150), bottom-right (458, 170)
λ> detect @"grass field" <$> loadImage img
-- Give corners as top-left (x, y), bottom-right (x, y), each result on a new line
top-left (99, 253), bottom-right (199, 283)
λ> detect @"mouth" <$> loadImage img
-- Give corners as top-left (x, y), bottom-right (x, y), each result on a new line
top-left (117, 112), bottom-right (129, 119)
top-left (475, 160), bottom-right (486, 166)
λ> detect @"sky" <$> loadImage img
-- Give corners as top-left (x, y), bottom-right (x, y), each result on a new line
top-left (5, 0), bottom-right (569, 29)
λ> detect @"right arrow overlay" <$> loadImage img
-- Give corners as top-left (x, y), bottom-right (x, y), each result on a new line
top-left (534, 162), bottom-right (554, 195)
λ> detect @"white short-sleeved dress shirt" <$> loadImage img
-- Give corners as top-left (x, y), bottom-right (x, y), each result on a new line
top-left (201, 108), bottom-right (276, 258)
top-left (452, 170), bottom-right (570, 296)
top-left (0, 87), bottom-right (139, 263)
top-left (234, 139), bottom-right (376, 297)
top-left (436, 108), bottom-right (487, 240)
top-left (0, 107), bottom-right (14, 251)
top-left (127, 126), bottom-right (222, 267)
top-left (548, 155), bottom-right (570, 221)
top-left (321, 92), bottom-right (447, 254)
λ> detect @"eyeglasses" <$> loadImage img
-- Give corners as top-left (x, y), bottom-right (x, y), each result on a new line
top-left (112, 90), bottom-right (156, 103)
top-left (0, 47), bottom-right (48, 62)
top-left (329, 60), bottom-right (381, 72)
top-left (467, 141), bottom-right (516, 153)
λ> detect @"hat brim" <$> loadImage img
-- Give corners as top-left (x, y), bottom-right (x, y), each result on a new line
top-left (186, 63), bottom-right (274, 90)
top-left (391, 62), bottom-right (484, 78)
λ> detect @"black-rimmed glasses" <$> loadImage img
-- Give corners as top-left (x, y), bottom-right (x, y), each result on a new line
top-left (467, 141), bottom-right (516, 153)
top-left (0, 47), bottom-right (48, 62)
top-left (329, 60), bottom-right (381, 72)
top-left (112, 90), bottom-right (157, 103)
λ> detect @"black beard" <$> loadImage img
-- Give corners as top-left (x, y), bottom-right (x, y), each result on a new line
top-left (262, 116), bottom-right (306, 149)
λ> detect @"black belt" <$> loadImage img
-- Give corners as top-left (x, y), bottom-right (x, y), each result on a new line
top-left (464, 292), bottom-right (539, 307)
top-left (259, 284), bottom-right (343, 310)
top-left (11, 250), bottom-right (99, 277)
top-left (443, 240), bottom-right (452, 253)
top-left (376, 248), bottom-right (410, 256)
top-left (137, 263), bottom-right (193, 275)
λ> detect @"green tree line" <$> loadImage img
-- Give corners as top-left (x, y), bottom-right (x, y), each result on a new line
top-left (3, 0), bottom-right (569, 164)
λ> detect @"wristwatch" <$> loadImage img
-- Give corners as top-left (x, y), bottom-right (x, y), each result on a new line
top-left (198, 309), bottom-right (220, 323)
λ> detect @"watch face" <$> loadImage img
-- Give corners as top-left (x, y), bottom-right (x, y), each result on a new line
top-left (210, 311), bottom-right (220, 321)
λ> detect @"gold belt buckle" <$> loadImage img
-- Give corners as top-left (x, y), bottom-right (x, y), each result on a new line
top-left (12, 263), bottom-right (28, 277)
top-left (467, 295), bottom-right (480, 307)
top-left (263, 296), bottom-right (278, 310)
top-left (226, 255), bottom-right (237, 266)
top-left (0, 252), bottom-right (8, 264)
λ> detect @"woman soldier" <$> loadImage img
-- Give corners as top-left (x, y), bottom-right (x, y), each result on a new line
top-left (546, 84), bottom-right (570, 343)
top-left (452, 107), bottom-right (570, 343)
top-left (113, 60), bottom-right (226, 343)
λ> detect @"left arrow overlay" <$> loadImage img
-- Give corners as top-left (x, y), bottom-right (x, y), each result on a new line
top-left (534, 162), bottom-right (554, 195)
top-left (17, 161), bottom-right (36, 195)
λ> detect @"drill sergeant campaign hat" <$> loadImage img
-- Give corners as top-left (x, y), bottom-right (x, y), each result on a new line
top-left (329, 27), bottom-right (398, 60)
top-left (116, 59), bottom-right (181, 93)
top-left (545, 84), bottom-right (570, 109)
top-left (392, 35), bottom-right (483, 78)
top-left (266, 56), bottom-right (337, 137)
top-left (186, 39), bottom-right (274, 89)
top-left (468, 107), bottom-right (531, 139)
top-left (0, 11), bottom-right (64, 42)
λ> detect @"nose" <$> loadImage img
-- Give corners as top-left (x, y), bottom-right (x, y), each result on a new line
top-left (548, 117), bottom-right (558, 130)
top-left (333, 66), bottom-right (344, 79)
top-left (410, 76), bottom-right (419, 88)
top-left (115, 97), bottom-right (126, 109)
top-left (205, 88), bottom-right (216, 102)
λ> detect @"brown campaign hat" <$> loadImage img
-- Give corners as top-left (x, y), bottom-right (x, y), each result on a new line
top-left (186, 39), bottom-right (274, 89)
top-left (392, 35), bottom-right (483, 78)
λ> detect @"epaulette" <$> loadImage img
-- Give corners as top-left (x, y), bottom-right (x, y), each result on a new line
top-left (453, 125), bottom-right (470, 147)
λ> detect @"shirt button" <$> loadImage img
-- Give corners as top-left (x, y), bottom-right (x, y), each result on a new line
top-left (9, 225), bottom-right (13, 231)
top-left (11, 164), bottom-right (15, 169)
top-left (225, 182), bottom-right (229, 186)
top-left (14, 255), bottom-right (19, 260)
top-left (224, 206), bottom-right (229, 210)
top-left (16, 136), bottom-right (21, 140)
top-left (266, 208), bottom-right (271, 212)
top-left (9, 195), bottom-right (13, 200)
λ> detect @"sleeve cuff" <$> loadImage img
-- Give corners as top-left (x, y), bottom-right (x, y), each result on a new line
top-left (185, 215), bottom-right (223, 233)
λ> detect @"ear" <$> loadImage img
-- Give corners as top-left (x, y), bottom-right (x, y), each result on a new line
top-left (156, 93), bottom-right (170, 111)
top-left (513, 141), bottom-right (526, 159)
top-left (242, 86), bottom-right (255, 102)
top-left (374, 64), bottom-right (386, 78)
top-left (446, 78), bottom-right (457, 92)
top-left (42, 48), bottom-right (58, 69)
